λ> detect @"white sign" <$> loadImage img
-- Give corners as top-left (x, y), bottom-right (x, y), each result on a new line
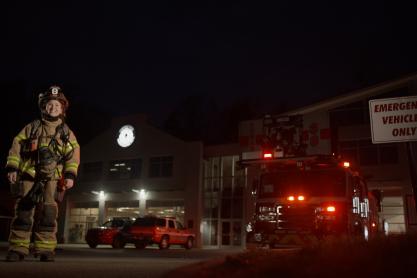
top-left (369, 96), bottom-right (417, 143)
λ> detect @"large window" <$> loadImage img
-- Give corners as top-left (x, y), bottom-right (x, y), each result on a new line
top-left (108, 159), bottom-right (142, 180)
top-left (330, 101), bottom-right (368, 127)
top-left (146, 200), bottom-right (184, 223)
top-left (81, 162), bottom-right (103, 181)
top-left (106, 201), bottom-right (140, 219)
top-left (68, 203), bottom-right (99, 243)
top-left (339, 140), bottom-right (398, 166)
top-left (329, 88), bottom-right (409, 128)
top-left (149, 156), bottom-right (173, 178)
top-left (202, 155), bottom-right (246, 247)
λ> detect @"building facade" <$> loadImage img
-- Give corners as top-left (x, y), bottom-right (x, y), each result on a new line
top-left (59, 114), bottom-right (203, 246)
top-left (56, 74), bottom-right (417, 247)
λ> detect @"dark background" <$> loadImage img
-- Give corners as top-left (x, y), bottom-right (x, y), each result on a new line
top-left (1, 2), bottom-right (417, 171)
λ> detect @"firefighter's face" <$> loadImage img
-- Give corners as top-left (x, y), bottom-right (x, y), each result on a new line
top-left (45, 100), bottom-right (63, 117)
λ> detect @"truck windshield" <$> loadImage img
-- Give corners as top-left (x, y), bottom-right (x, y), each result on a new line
top-left (259, 168), bottom-right (346, 198)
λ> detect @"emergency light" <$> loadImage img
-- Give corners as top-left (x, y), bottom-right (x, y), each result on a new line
top-left (263, 152), bottom-right (273, 159)
top-left (326, 206), bottom-right (336, 212)
top-left (287, 195), bottom-right (305, 201)
top-left (287, 196), bottom-right (295, 201)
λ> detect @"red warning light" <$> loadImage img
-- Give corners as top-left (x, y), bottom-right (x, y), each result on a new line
top-left (326, 206), bottom-right (336, 212)
top-left (287, 196), bottom-right (295, 201)
top-left (297, 195), bottom-right (305, 201)
top-left (263, 153), bottom-right (273, 159)
top-left (343, 161), bottom-right (350, 168)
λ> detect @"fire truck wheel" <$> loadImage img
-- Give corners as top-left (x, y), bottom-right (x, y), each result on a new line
top-left (159, 235), bottom-right (170, 250)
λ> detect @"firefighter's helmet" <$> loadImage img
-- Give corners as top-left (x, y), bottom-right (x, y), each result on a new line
top-left (38, 85), bottom-right (69, 113)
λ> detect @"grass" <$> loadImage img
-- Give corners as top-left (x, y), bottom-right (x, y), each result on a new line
top-left (165, 234), bottom-right (417, 278)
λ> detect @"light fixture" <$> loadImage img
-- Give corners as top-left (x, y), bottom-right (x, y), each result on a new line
top-left (139, 189), bottom-right (147, 199)
top-left (91, 190), bottom-right (106, 201)
top-left (132, 188), bottom-right (147, 200)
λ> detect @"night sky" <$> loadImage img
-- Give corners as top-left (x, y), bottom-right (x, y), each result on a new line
top-left (1, 2), bottom-right (417, 125)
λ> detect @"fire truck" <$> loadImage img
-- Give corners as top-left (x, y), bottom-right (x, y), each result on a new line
top-left (242, 115), bottom-right (379, 246)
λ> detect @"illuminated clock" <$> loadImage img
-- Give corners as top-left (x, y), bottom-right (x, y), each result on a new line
top-left (117, 125), bottom-right (135, 148)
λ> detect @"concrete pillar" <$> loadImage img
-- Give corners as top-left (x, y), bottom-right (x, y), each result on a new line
top-left (139, 199), bottom-right (146, 216)
top-left (98, 198), bottom-right (105, 225)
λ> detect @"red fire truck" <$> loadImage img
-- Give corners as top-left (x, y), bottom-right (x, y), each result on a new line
top-left (243, 115), bottom-right (379, 246)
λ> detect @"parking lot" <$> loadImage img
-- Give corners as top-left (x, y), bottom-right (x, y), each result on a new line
top-left (0, 242), bottom-right (243, 278)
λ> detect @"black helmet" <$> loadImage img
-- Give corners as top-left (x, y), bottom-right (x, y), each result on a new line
top-left (38, 85), bottom-right (69, 113)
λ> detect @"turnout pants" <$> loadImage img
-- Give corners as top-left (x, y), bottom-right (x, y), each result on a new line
top-left (9, 180), bottom-right (58, 255)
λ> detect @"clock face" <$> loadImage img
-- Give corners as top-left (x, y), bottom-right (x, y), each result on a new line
top-left (117, 125), bottom-right (135, 148)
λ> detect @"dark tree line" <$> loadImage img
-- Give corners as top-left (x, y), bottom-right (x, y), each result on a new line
top-left (163, 94), bottom-right (288, 145)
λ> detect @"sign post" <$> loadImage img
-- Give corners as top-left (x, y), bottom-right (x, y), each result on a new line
top-left (369, 96), bottom-right (417, 228)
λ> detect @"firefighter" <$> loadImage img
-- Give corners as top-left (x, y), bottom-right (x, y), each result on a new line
top-left (5, 86), bottom-right (80, 262)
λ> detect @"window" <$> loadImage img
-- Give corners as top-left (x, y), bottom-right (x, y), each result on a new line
top-left (108, 159), bottom-right (142, 180)
top-left (330, 101), bottom-right (367, 127)
top-left (149, 156), bottom-right (173, 178)
top-left (339, 140), bottom-right (398, 166)
top-left (102, 221), bottom-right (112, 228)
top-left (222, 156), bottom-right (234, 177)
top-left (176, 221), bottom-right (184, 230)
top-left (168, 220), bottom-right (175, 228)
top-left (82, 162), bottom-right (103, 181)
top-left (132, 217), bottom-right (165, 227)
top-left (202, 155), bottom-right (246, 247)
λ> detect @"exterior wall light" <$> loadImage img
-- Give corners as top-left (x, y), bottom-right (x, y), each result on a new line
top-left (91, 190), bottom-right (106, 201)
top-left (99, 190), bottom-right (105, 200)
top-left (139, 189), bottom-right (147, 200)
top-left (132, 189), bottom-right (147, 200)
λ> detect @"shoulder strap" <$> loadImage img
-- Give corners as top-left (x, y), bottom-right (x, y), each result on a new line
top-left (57, 123), bottom-right (70, 144)
top-left (29, 119), bottom-right (42, 139)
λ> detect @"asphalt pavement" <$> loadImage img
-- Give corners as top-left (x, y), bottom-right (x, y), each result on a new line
top-left (0, 241), bottom-right (244, 278)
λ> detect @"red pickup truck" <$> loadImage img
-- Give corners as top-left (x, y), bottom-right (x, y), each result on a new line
top-left (113, 216), bottom-right (195, 250)
top-left (85, 218), bottom-right (133, 248)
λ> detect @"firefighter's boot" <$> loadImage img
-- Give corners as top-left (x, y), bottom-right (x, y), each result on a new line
top-left (5, 250), bottom-right (25, 262)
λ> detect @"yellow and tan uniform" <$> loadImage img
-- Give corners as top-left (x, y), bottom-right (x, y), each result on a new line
top-left (6, 118), bottom-right (80, 255)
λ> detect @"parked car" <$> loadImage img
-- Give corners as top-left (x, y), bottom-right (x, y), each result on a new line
top-left (112, 216), bottom-right (195, 250)
top-left (85, 217), bottom-right (133, 248)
